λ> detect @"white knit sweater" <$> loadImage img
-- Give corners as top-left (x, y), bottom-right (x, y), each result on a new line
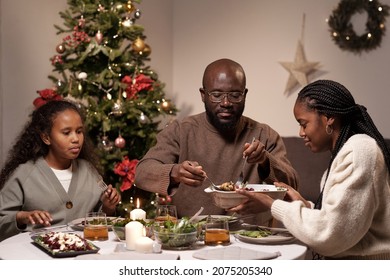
top-left (272, 134), bottom-right (390, 258)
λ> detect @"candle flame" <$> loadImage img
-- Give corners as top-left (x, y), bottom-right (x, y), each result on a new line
top-left (136, 198), bottom-right (140, 209)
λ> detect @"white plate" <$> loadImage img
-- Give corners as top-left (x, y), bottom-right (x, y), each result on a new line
top-left (193, 246), bottom-right (280, 260)
top-left (234, 229), bottom-right (295, 244)
top-left (68, 217), bottom-right (122, 231)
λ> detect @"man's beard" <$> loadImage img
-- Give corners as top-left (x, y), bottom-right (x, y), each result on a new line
top-left (205, 106), bottom-right (244, 133)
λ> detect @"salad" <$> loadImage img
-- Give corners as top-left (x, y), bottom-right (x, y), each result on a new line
top-left (35, 232), bottom-right (96, 252)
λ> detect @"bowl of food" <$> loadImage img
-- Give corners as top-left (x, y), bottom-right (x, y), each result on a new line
top-left (205, 183), bottom-right (287, 209)
top-left (152, 217), bottom-right (199, 250)
top-left (112, 226), bottom-right (126, 241)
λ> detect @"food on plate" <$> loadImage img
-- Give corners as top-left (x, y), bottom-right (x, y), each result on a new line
top-left (35, 232), bottom-right (97, 252)
top-left (218, 181), bottom-right (253, 191)
top-left (81, 217), bottom-right (120, 226)
top-left (112, 218), bottom-right (151, 227)
top-left (236, 229), bottom-right (272, 238)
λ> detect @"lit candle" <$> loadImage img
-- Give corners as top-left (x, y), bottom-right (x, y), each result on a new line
top-left (125, 221), bottom-right (144, 250)
top-left (130, 198), bottom-right (146, 220)
top-left (135, 236), bottom-right (154, 253)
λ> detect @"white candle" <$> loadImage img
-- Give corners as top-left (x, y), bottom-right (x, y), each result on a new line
top-left (130, 198), bottom-right (146, 220)
top-left (125, 221), bottom-right (144, 250)
top-left (135, 236), bottom-right (154, 253)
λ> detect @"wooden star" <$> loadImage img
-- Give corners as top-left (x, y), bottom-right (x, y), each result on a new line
top-left (279, 40), bottom-right (320, 95)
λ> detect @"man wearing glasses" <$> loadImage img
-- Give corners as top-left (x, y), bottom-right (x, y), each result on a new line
top-left (135, 58), bottom-right (298, 221)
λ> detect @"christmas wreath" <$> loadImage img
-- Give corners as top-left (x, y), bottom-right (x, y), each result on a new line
top-left (328, 0), bottom-right (389, 54)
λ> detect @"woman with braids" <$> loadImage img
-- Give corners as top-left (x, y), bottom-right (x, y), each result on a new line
top-left (0, 100), bottom-right (121, 241)
top-left (231, 80), bottom-right (390, 259)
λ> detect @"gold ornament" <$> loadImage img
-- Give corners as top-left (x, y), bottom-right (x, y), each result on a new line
top-left (132, 37), bottom-right (145, 52)
top-left (161, 100), bottom-right (171, 112)
top-left (56, 43), bottom-right (65, 54)
top-left (140, 44), bottom-right (151, 57)
top-left (126, 1), bottom-right (135, 13)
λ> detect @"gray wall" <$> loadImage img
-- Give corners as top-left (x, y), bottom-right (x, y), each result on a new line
top-left (1, 0), bottom-right (390, 164)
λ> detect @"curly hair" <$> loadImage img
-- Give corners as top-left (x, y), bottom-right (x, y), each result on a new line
top-left (0, 100), bottom-right (102, 189)
top-left (296, 79), bottom-right (390, 208)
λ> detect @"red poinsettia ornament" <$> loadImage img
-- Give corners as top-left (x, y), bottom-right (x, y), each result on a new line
top-left (121, 74), bottom-right (153, 99)
top-left (114, 156), bottom-right (139, 192)
top-left (33, 88), bottom-right (62, 108)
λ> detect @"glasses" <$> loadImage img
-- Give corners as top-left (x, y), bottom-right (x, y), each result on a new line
top-left (204, 90), bottom-right (246, 103)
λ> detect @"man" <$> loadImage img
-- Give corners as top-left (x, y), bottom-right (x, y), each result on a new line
top-left (135, 58), bottom-right (298, 219)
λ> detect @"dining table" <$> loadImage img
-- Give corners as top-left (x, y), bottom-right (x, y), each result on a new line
top-left (0, 225), bottom-right (308, 260)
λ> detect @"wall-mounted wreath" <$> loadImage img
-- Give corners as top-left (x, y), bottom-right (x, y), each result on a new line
top-left (328, 0), bottom-right (389, 54)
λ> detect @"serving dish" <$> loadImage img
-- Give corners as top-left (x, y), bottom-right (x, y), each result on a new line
top-left (152, 217), bottom-right (200, 250)
top-left (153, 229), bottom-right (198, 250)
top-left (31, 232), bottom-right (100, 258)
top-left (204, 184), bottom-right (287, 209)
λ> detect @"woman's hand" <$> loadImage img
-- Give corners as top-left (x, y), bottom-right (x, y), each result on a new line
top-left (229, 189), bottom-right (274, 215)
top-left (16, 210), bottom-right (53, 228)
top-left (274, 182), bottom-right (311, 208)
top-left (101, 184), bottom-right (121, 215)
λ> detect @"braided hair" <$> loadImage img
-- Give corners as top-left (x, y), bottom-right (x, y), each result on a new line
top-left (0, 100), bottom-right (102, 189)
top-left (297, 80), bottom-right (390, 209)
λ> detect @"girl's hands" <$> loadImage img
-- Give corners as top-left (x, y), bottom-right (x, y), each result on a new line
top-left (229, 189), bottom-right (274, 215)
top-left (274, 182), bottom-right (311, 208)
top-left (16, 210), bottom-right (53, 228)
top-left (101, 184), bottom-right (121, 215)
top-left (229, 182), bottom-right (311, 214)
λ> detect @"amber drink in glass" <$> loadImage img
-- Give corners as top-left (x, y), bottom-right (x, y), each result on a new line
top-left (83, 212), bottom-right (109, 241)
top-left (204, 217), bottom-right (230, 245)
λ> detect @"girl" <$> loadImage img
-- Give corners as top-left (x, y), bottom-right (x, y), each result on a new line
top-left (0, 100), bottom-right (121, 241)
top-left (232, 80), bottom-right (390, 259)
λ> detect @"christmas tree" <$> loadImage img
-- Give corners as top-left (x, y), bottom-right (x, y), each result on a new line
top-left (33, 0), bottom-right (177, 216)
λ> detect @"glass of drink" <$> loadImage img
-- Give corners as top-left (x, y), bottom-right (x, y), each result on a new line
top-left (204, 217), bottom-right (230, 246)
top-left (154, 205), bottom-right (178, 223)
top-left (83, 212), bottom-right (109, 241)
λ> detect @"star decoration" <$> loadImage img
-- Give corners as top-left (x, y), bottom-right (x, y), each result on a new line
top-left (279, 40), bottom-right (320, 96)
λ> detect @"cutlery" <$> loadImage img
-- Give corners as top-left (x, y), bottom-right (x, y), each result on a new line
top-left (98, 178), bottom-right (110, 194)
top-left (187, 162), bottom-right (218, 190)
top-left (205, 175), bottom-right (218, 190)
top-left (188, 207), bottom-right (204, 223)
top-left (29, 224), bottom-right (70, 235)
top-left (235, 137), bottom-right (256, 188)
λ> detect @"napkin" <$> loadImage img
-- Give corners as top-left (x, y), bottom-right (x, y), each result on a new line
top-left (192, 246), bottom-right (281, 260)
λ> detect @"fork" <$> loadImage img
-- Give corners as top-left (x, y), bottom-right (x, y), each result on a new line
top-left (98, 178), bottom-right (110, 193)
top-left (235, 137), bottom-right (256, 188)
top-left (205, 175), bottom-right (218, 190)
top-left (188, 161), bottom-right (218, 190)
